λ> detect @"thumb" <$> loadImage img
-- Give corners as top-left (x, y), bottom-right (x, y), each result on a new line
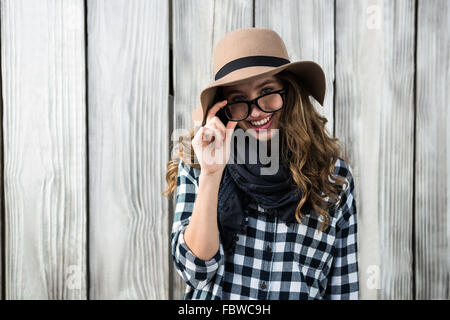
top-left (226, 120), bottom-right (238, 131)
top-left (225, 121), bottom-right (237, 144)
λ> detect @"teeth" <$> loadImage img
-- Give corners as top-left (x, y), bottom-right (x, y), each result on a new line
top-left (250, 115), bottom-right (272, 126)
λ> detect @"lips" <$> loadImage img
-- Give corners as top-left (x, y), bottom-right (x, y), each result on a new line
top-left (249, 114), bottom-right (272, 126)
top-left (247, 114), bottom-right (273, 130)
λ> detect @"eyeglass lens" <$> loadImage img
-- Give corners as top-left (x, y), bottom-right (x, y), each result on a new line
top-left (225, 93), bottom-right (283, 121)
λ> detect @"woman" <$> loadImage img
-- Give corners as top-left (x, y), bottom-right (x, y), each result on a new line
top-left (165, 28), bottom-right (359, 300)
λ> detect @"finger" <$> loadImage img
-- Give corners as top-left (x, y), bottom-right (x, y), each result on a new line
top-left (208, 119), bottom-right (227, 139)
top-left (209, 116), bottom-right (227, 132)
top-left (202, 126), bottom-right (213, 142)
top-left (206, 99), bottom-right (228, 122)
top-left (205, 119), bottom-right (226, 140)
top-left (226, 119), bottom-right (238, 131)
top-left (192, 127), bottom-right (204, 145)
top-left (225, 121), bottom-right (237, 146)
top-left (211, 127), bottom-right (224, 150)
top-left (210, 122), bottom-right (228, 150)
top-left (202, 142), bottom-right (219, 166)
top-left (202, 126), bottom-right (224, 147)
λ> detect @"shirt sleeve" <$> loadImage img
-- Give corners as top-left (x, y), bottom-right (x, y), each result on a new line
top-left (325, 159), bottom-right (360, 300)
top-left (171, 161), bottom-right (223, 290)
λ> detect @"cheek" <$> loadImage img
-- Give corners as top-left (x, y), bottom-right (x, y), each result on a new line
top-left (271, 112), bottom-right (282, 129)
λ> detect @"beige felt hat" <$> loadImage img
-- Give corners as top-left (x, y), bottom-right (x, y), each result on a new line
top-left (192, 27), bottom-right (326, 123)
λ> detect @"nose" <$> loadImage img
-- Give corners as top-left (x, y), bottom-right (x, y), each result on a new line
top-left (248, 102), bottom-right (263, 119)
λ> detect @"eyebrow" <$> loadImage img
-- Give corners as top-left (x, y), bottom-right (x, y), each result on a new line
top-left (224, 79), bottom-right (278, 96)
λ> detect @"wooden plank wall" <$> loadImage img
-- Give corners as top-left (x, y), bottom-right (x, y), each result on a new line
top-left (1, 0), bottom-right (87, 299)
top-left (415, 0), bottom-right (449, 299)
top-left (0, 0), bottom-right (448, 300)
top-left (87, 0), bottom-right (169, 299)
top-left (335, 0), bottom-right (416, 300)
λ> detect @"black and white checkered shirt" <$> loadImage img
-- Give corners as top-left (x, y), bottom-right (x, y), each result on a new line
top-left (171, 157), bottom-right (359, 300)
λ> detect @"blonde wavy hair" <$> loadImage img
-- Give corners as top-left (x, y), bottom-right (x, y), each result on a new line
top-left (163, 70), bottom-right (351, 232)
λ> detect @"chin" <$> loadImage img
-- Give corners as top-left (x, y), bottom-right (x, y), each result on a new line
top-left (237, 121), bottom-right (279, 142)
top-left (251, 130), bottom-right (273, 141)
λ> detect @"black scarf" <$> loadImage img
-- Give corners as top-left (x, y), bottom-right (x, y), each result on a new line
top-left (217, 129), bottom-right (312, 255)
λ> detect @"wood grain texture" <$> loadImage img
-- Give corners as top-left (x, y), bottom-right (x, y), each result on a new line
top-left (0, 0), bottom-right (87, 299)
top-left (255, 0), bottom-right (335, 134)
top-left (335, 0), bottom-right (415, 299)
top-left (0, 0), bottom-right (447, 301)
top-left (171, 0), bottom-right (253, 299)
top-left (87, 0), bottom-right (169, 299)
top-left (415, 0), bottom-right (450, 299)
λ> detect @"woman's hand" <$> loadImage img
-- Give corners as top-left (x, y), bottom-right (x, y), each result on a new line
top-left (192, 100), bottom-right (238, 177)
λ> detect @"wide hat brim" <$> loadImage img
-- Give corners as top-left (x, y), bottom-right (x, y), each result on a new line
top-left (192, 60), bottom-right (326, 123)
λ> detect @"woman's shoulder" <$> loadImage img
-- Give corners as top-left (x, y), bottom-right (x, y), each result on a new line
top-left (332, 156), bottom-right (355, 184)
top-left (331, 156), bottom-right (357, 227)
top-left (178, 159), bottom-right (201, 185)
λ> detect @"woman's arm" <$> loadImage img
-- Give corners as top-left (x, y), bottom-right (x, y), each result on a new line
top-left (324, 209), bottom-right (359, 299)
top-left (184, 100), bottom-right (237, 260)
top-left (183, 171), bottom-right (222, 260)
top-left (325, 159), bottom-right (359, 299)
top-left (172, 99), bottom-right (236, 289)
top-left (171, 162), bottom-right (223, 290)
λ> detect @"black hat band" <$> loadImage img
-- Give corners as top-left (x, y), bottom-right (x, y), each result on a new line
top-left (214, 55), bottom-right (290, 81)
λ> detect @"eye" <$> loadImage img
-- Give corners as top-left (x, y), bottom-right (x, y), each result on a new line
top-left (261, 87), bottom-right (274, 94)
top-left (230, 95), bottom-right (246, 102)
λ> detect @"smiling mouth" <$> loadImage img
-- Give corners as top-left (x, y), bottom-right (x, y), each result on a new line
top-left (248, 114), bottom-right (272, 126)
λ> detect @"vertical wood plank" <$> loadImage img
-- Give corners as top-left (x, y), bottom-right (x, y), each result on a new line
top-left (88, 0), bottom-right (169, 299)
top-left (0, 0), bottom-right (87, 299)
top-left (415, 0), bottom-right (450, 299)
top-left (255, 0), bottom-right (335, 134)
top-left (171, 0), bottom-right (253, 299)
top-left (335, 0), bottom-right (415, 299)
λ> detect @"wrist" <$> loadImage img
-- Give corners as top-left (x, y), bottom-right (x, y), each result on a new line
top-left (199, 170), bottom-right (223, 183)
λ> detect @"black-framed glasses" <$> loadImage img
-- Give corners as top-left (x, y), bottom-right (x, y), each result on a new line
top-left (223, 86), bottom-right (287, 121)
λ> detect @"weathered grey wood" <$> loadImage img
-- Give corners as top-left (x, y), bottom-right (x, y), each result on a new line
top-left (0, 0), bottom-right (87, 299)
top-left (415, 0), bottom-right (450, 299)
top-left (0, 0), bottom-right (446, 301)
top-left (88, 0), bottom-right (169, 299)
top-left (255, 0), bottom-right (335, 134)
top-left (171, 0), bottom-right (253, 299)
top-left (335, 0), bottom-right (415, 299)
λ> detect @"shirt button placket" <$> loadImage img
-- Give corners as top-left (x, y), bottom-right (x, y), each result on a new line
top-left (258, 212), bottom-right (274, 299)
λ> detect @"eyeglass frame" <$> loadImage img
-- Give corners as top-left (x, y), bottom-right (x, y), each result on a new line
top-left (222, 85), bottom-right (288, 122)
